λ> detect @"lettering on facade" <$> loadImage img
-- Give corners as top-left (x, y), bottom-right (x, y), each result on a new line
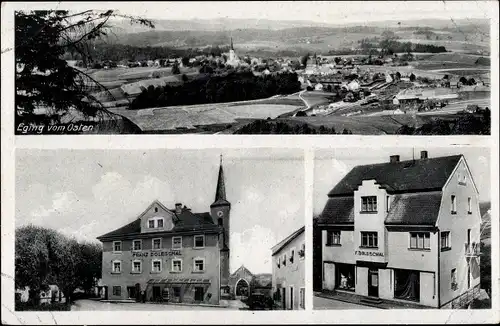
top-left (132, 250), bottom-right (181, 258)
top-left (354, 250), bottom-right (384, 257)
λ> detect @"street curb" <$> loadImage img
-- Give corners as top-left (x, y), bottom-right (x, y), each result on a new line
top-left (314, 293), bottom-right (388, 310)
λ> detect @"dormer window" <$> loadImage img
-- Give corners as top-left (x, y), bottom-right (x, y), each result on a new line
top-left (157, 219), bottom-right (164, 228)
top-left (148, 217), bottom-right (165, 229)
top-left (361, 196), bottom-right (377, 212)
top-left (148, 220), bottom-right (155, 228)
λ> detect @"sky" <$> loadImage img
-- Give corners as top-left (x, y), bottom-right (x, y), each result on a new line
top-left (15, 1), bottom-right (494, 24)
top-left (15, 148), bottom-right (304, 274)
top-left (314, 147), bottom-right (491, 215)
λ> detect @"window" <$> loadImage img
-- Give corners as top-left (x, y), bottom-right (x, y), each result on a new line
top-left (451, 269), bottom-right (457, 290)
top-left (112, 286), bottom-right (121, 296)
top-left (451, 195), bottom-right (456, 214)
top-left (361, 196), bottom-right (377, 212)
top-left (361, 232), bottom-right (378, 248)
top-left (157, 219), bottom-right (164, 228)
top-left (467, 197), bottom-right (472, 214)
top-left (289, 249), bottom-right (295, 264)
top-left (113, 241), bottom-right (122, 252)
top-left (152, 238), bottom-right (162, 250)
top-left (386, 196), bottom-right (390, 212)
top-left (152, 260), bottom-right (162, 273)
top-left (277, 257), bottom-right (281, 268)
top-left (172, 259), bottom-right (182, 272)
top-left (440, 232), bottom-right (451, 250)
top-left (132, 260), bottom-right (142, 273)
top-left (299, 243), bottom-right (305, 259)
top-left (133, 240), bottom-right (142, 251)
top-left (112, 260), bottom-right (122, 273)
top-left (194, 235), bottom-right (205, 248)
top-left (326, 230), bottom-right (341, 246)
top-left (172, 236), bottom-right (182, 249)
top-left (299, 288), bottom-right (305, 309)
top-left (193, 258), bottom-right (205, 272)
top-left (282, 254), bottom-right (287, 266)
top-left (173, 287), bottom-right (181, 297)
top-left (148, 217), bottom-right (164, 228)
top-left (410, 232), bottom-right (430, 250)
top-left (148, 220), bottom-right (155, 228)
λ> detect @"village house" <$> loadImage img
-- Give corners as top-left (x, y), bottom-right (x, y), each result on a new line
top-left (316, 152), bottom-right (481, 308)
top-left (96, 158), bottom-right (231, 305)
top-left (271, 226), bottom-right (305, 310)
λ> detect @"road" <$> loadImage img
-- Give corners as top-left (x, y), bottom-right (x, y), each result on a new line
top-left (313, 295), bottom-right (375, 310)
top-left (71, 299), bottom-right (239, 311)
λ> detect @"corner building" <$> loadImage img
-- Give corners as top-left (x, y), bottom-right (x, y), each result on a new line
top-left (317, 151), bottom-right (481, 308)
top-left (97, 159), bottom-right (231, 305)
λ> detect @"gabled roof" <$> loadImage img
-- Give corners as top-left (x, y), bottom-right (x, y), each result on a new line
top-left (97, 201), bottom-right (219, 240)
top-left (211, 157), bottom-right (230, 207)
top-left (230, 265), bottom-right (254, 278)
top-left (318, 196), bottom-right (354, 224)
top-left (328, 155), bottom-right (462, 196)
top-left (271, 226), bottom-right (305, 256)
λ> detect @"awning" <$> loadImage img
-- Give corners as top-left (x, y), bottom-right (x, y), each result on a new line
top-left (147, 278), bottom-right (211, 285)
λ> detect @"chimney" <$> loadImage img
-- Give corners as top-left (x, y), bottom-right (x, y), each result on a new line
top-left (175, 203), bottom-right (182, 215)
top-left (420, 151), bottom-right (428, 159)
top-left (390, 155), bottom-right (400, 163)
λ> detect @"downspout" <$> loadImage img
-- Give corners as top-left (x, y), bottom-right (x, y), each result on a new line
top-left (437, 228), bottom-right (441, 308)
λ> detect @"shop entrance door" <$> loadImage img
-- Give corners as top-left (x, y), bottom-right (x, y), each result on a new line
top-left (368, 268), bottom-right (379, 297)
top-left (127, 286), bottom-right (137, 300)
top-left (194, 287), bottom-right (204, 302)
top-left (153, 286), bottom-right (161, 301)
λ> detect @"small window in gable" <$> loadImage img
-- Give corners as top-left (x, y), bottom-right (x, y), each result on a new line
top-left (155, 207), bottom-right (158, 213)
top-left (148, 220), bottom-right (155, 228)
top-left (157, 219), bottom-right (164, 228)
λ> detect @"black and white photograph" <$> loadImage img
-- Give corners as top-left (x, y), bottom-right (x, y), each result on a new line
top-left (313, 147), bottom-right (492, 310)
top-left (12, 1), bottom-right (493, 135)
top-left (13, 148), bottom-right (304, 311)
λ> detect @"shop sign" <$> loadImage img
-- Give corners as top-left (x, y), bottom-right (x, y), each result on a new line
top-left (355, 250), bottom-right (384, 257)
top-left (132, 250), bottom-right (181, 258)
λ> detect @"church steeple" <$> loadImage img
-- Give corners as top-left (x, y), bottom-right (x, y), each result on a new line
top-left (230, 37), bottom-right (234, 51)
top-left (211, 154), bottom-right (230, 207)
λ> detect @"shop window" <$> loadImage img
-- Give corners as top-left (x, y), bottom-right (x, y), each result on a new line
top-left (112, 260), bottom-right (121, 273)
top-left (394, 269), bottom-right (420, 302)
top-left (361, 196), bottom-right (377, 212)
top-left (194, 235), bottom-right (205, 248)
top-left (132, 240), bottom-right (142, 251)
top-left (440, 232), bottom-right (451, 251)
top-left (172, 259), bottom-right (182, 272)
top-left (361, 232), bottom-right (378, 248)
top-left (410, 232), bottom-right (430, 250)
top-left (173, 287), bottom-right (181, 297)
top-left (152, 238), bottom-right (162, 250)
top-left (193, 258), bottom-right (205, 272)
top-left (172, 236), bottom-right (182, 249)
top-left (113, 241), bottom-right (122, 252)
top-left (152, 260), bottom-right (162, 273)
top-left (336, 263), bottom-right (355, 291)
top-left (112, 286), bottom-right (121, 297)
top-left (299, 288), bottom-right (305, 309)
top-left (326, 230), bottom-right (341, 246)
top-left (132, 260), bottom-right (142, 273)
top-left (451, 195), bottom-right (456, 214)
top-left (451, 269), bottom-right (458, 290)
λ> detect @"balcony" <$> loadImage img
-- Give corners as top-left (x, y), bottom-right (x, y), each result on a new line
top-left (464, 242), bottom-right (480, 258)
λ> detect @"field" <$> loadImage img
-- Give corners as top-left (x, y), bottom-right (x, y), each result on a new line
top-left (109, 99), bottom-right (302, 131)
top-left (285, 114), bottom-right (430, 135)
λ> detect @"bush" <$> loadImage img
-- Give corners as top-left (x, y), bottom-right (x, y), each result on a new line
top-left (15, 301), bottom-right (71, 311)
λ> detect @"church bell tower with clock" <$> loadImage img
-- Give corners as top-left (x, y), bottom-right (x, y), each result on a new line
top-left (211, 155), bottom-right (231, 296)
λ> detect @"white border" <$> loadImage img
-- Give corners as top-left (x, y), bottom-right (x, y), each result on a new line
top-left (1, 1), bottom-right (499, 325)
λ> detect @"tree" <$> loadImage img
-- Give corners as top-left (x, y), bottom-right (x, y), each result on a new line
top-left (181, 56), bottom-right (190, 67)
top-left (181, 74), bottom-right (189, 82)
top-left (409, 73), bottom-right (416, 82)
top-left (459, 76), bottom-right (468, 85)
top-left (15, 10), bottom-right (154, 127)
top-left (300, 53), bottom-right (309, 67)
top-left (171, 62), bottom-right (181, 75)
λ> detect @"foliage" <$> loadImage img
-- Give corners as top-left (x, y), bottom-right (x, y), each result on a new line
top-left (480, 242), bottom-right (491, 295)
top-left (130, 71), bottom-right (301, 109)
top-left (171, 62), bottom-right (181, 75)
top-left (15, 225), bottom-right (103, 305)
top-left (15, 10), bottom-right (153, 126)
top-left (300, 53), bottom-right (309, 67)
top-left (235, 120), bottom-right (349, 134)
top-left (15, 302), bottom-right (71, 311)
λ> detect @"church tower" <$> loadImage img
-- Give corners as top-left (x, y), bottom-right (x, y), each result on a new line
top-left (229, 37), bottom-right (236, 62)
top-left (211, 155), bottom-right (231, 295)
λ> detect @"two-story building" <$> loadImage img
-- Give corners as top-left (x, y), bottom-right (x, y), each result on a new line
top-left (96, 157), bottom-right (231, 305)
top-left (271, 226), bottom-right (305, 310)
top-left (317, 151), bottom-right (481, 308)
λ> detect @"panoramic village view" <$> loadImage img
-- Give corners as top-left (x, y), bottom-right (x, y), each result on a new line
top-left (14, 149), bottom-right (305, 311)
top-left (15, 2), bottom-right (492, 135)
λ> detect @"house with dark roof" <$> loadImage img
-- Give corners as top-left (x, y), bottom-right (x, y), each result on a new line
top-left (96, 157), bottom-right (231, 305)
top-left (316, 151), bottom-right (481, 309)
top-left (227, 265), bottom-right (273, 299)
top-left (271, 226), bottom-right (305, 310)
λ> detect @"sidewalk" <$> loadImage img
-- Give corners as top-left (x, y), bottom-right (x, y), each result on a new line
top-left (100, 299), bottom-right (229, 308)
top-left (315, 291), bottom-right (430, 309)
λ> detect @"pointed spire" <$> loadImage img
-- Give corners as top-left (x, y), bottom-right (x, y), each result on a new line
top-left (213, 154), bottom-right (229, 206)
top-left (230, 37), bottom-right (234, 51)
